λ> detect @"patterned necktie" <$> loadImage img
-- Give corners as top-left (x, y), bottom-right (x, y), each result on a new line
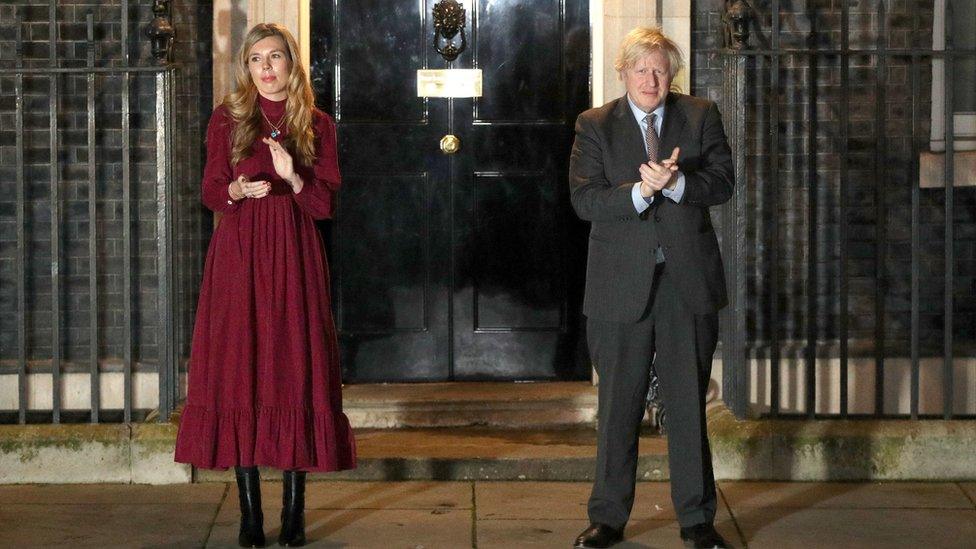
top-left (645, 112), bottom-right (666, 263)
top-left (644, 113), bottom-right (659, 162)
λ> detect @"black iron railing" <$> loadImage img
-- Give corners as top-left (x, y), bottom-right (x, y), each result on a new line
top-left (716, 0), bottom-right (974, 420)
top-left (2, 0), bottom-right (182, 424)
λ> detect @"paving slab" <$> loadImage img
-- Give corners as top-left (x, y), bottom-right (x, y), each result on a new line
top-left (476, 481), bottom-right (732, 521)
top-left (475, 519), bottom-right (587, 549)
top-left (624, 517), bottom-right (743, 549)
top-left (0, 503), bottom-right (218, 548)
top-left (6, 481), bottom-right (976, 548)
top-left (476, 517), bottom-right (742, 549)
top-left (0, 482), bottom-right (226, 504)
top-left (206, 508), bottom-right (473, 548)
top-left (306, 480), bottom-right (472, 511)
top-left (733, 508), bottom-right (976, 549)
top-left (719, 481), bottom-right (974, 510)
top-left (476, 481), bottom-right (591, 520)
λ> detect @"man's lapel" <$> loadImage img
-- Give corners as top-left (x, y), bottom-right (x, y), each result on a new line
top-left (659, 93), bottom-right (688, 161)
top-left (612, 96), bottom-right (650, 170)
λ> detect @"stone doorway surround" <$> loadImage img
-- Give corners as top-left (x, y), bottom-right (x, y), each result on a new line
top-left (208, 0), bottom-right (700, 387)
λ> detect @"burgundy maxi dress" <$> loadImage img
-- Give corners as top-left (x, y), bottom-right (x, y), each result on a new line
top-left (174, 95), bottom-right (356, 472)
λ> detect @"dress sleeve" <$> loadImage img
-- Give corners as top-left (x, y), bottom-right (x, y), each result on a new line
top-left (200, 106), bottom-right (243, 214)
top-left (292, 112), bottom-right (341, 220)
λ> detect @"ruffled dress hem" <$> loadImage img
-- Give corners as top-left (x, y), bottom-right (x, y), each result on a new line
top-left (174, 404), bottom-right (357, 472)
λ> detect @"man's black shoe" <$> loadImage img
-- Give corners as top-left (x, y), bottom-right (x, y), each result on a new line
top-left (573, 523), bottom-right (624, 548)
top-left (679, 523), bottom-right (730, 548)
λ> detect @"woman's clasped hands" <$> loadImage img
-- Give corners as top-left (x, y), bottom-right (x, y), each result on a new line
top-left (229, 174), bottom-right (270, 200)
top-left (228, 138), bottom-right (305, 201)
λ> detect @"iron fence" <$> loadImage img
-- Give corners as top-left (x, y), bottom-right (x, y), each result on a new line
top-left (1, 0), bottom-right (182, 424)
top-left (716, 0), bottom-right (975, 420)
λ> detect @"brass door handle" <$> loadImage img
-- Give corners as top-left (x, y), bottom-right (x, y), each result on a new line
top-left (440, 134), bottom-right (460, 154)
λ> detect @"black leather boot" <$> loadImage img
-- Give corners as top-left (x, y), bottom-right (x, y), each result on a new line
top-left (235, 466), bottom-right (266, 547)
top-left (278, 470), bottom-right (307, 546)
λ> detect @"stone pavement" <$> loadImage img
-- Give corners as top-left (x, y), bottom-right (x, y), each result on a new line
top-left (1, 481), bottom-right (975, 548)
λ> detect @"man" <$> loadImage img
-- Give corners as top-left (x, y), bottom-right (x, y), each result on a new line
top-left (569, 27), bottom-right (733, 549)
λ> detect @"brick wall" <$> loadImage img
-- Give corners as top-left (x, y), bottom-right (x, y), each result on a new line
top-left (0, 0), bottom-right (210, 378)
top-left (692, 0), bottom-right (974, 357)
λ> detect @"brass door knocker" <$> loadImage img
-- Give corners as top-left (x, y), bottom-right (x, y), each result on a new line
top-left (433, 0), bottom-right (467, 62)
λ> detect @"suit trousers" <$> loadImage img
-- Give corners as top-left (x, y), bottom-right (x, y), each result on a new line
top-left (586, 263), bottom-right (718, 530)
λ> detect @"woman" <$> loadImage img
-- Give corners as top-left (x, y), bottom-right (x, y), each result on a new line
top-left (174, 23), bottom-right (356, 547)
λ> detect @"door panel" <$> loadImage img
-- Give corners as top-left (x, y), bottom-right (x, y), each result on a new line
top-left (450, 1), bottom-right (589, 380)
top-left (475, 1), bottom-right (565, 122)
top-left (470, 172), bottom-right (562, 330)
top-left (337, 173), bottom-right (430, 333)
top-left (311, 0), bottom-right (590, 382)
top-left (330, 4), bottom-right (427, 122)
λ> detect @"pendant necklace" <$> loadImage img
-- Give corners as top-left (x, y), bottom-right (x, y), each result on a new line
top-left (261, 110), bottom-right (285, 139)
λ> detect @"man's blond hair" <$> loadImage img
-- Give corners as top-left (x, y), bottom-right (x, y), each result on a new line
top-left (614, 26), bottom-right (684, 90)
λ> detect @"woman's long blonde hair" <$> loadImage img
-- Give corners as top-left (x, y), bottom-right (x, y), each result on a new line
top-left (224, 23), bottom-right (316, 166)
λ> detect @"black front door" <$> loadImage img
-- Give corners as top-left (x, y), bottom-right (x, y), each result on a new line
top-left (310, 0), bottom-right (591, 382)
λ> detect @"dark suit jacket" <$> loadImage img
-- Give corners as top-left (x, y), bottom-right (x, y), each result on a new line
top-left (569, 93), bottom-right (734, 321)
